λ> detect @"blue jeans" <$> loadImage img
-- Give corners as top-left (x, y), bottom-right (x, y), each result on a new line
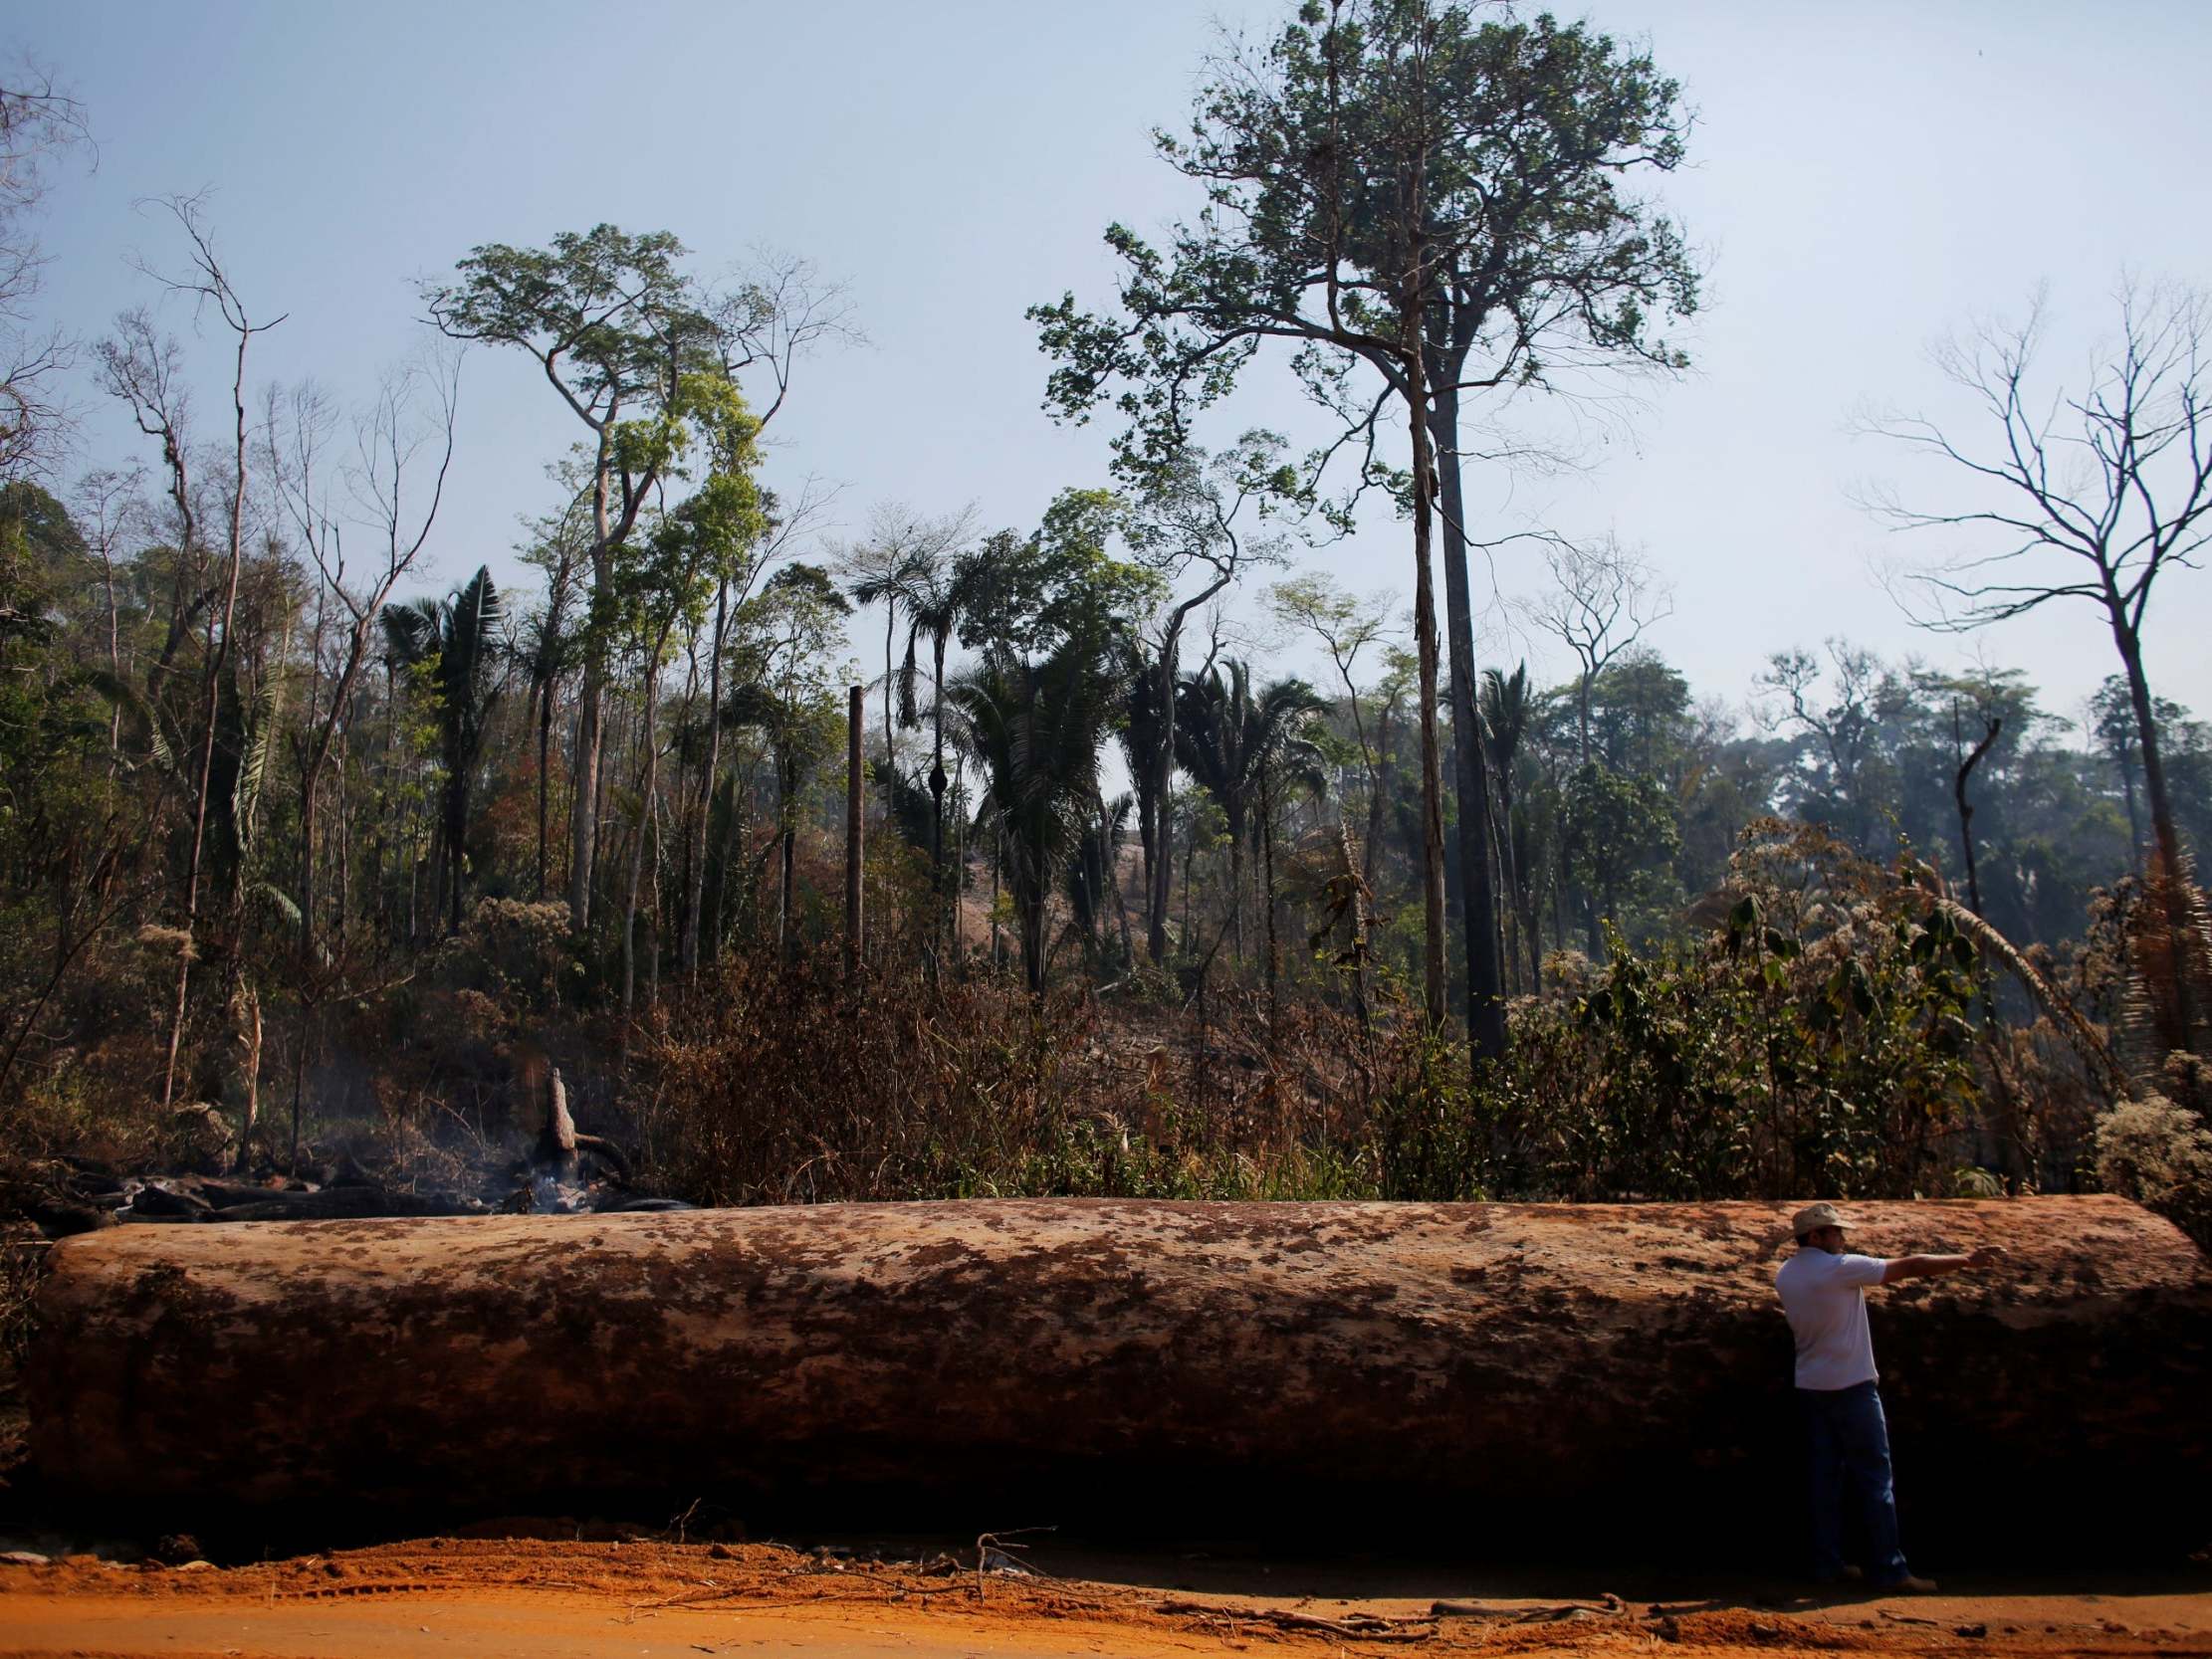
top-left (1800, 1380), bottom-right (1910, 1585)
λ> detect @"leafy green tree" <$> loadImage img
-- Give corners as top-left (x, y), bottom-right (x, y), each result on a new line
top-left (1562, 759), bottom-right (1678, 957)
top-left (950, 636), bottom-right (1127, 995)
top-left (381, 566), bottom-right (504, 935)
top-left (894, 548), bottom-right (986, 959)
top-left (724, 561), bottom-right (849, 960)
top-left (1175, 662), bottom-right (1327, 962)
top-left (954, 492), bottom-right (1162, 661)
top-left (427, 228), bottom-right (814, 935)
top-left (1404, 15), bottom-right (1693, 1034)
top-left (1035, 2), bottom-right (1696, 1061)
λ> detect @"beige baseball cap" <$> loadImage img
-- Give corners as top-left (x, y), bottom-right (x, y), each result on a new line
top-left (1791, 1202), bottom-right (1856, 1236)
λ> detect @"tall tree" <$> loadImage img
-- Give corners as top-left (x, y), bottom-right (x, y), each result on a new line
top-left (381, 567), bottom-right (504, 935)
top-left (1175, 661), bottom-right (1326, 961)
top-left (1035, 1), bottom-right (1695, 1055)
top-left (1127, 435), bottom-right (1300, 964)
top-left (428, 231), bottom-right (847, 936)
top-left (273, 353), bottom-right (460, 961)
top-left (950, 636), bottom-right (1127, 995)
top-left (1520, 532), bottom-right (1673, 766)
top-left (838, 503), bottom-right (974, 779)
top-left (1478, 663), bottom-right (1535, 990)
top-left (1400, 13), bottom-right (1695, 1060)
top-left (427, 229), bottom-right (697, 936)
top-left (104, 197), bottom-right (282, 1109)
top-left (1866, 281), bottom-right (2212, 1046)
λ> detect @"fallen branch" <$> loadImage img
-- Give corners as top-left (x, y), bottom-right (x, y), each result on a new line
top-left (1432, 1593), bottom-right (1628, 1622)
top-left (1155, 1597), bottom-right (1438, 1641)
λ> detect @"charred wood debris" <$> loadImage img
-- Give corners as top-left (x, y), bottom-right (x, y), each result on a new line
top-left (4, 1067), bottom-right (683, 1239)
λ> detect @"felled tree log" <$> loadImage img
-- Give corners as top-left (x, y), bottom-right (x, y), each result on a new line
top-left (28, 1197), bottom-right (2212, 1552)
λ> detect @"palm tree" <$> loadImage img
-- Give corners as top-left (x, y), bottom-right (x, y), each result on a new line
top-left (1067, 792), bottom-right (1136, 973)
top-left (897, 560), bottom-right (979, 958)
top-left (1479, 663), bottom-right (1536, 991)
top-left (508, 605), bottom-right (573, 902)
top-left (1174, 661), bottom-right (1326, 961)
top-left (1115, 638), bottom-right (1170, 922)
top-left (847, 548), bottom-right (928, 777)
top-left (949, 637), bottom-right (1126, 995)
top-left (381, 566), bottom-right (504, 935)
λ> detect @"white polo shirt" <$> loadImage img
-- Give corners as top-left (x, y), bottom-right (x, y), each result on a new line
top-left (1774, 1247), bottom-right (1889, 1390)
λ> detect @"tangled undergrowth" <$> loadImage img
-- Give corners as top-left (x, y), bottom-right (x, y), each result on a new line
top-left (3, 824), bottom-right (2206, 1250)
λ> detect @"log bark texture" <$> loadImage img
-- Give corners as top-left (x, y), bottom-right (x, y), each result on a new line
top-left (28, 1197), bottom-right (2211, 1549)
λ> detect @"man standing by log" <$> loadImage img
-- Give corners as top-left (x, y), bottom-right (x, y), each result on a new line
top-left (1775, 1203), bottom-right (2010, 1592)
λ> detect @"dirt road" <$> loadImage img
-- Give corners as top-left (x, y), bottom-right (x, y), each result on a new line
top-left (2, 1538), bottom-right (2207, 1659)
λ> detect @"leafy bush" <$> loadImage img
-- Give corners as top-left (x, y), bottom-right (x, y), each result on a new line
top-left (2095, 1095), bottom-right (2212, 1252)
top-left (628, 825), bottom-right (1999, 1210)
top-left (1484, 821), bottom-right (1984, 1199)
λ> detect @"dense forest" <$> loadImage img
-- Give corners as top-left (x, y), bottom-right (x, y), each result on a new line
top-left (2, 1), bottom-right (2209, 1264)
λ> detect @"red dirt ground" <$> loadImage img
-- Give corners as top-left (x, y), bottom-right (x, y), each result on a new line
top-left (2, 1537), bottom-right (2207, 1659)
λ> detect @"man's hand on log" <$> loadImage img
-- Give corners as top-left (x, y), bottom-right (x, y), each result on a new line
top-left (1882, 1245), bottom-right (2011, 1284)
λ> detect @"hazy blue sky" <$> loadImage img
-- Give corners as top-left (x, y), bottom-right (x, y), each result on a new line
top-left (17, 0), bottom-right (2212, 734)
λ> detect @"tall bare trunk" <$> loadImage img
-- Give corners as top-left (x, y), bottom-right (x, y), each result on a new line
top-left (1261, 768), bottom-right (1279, 1021)
top-left (622, 650), bottom-right (667, 1016)
top-left (160, 323), bottom-right (253, 1112)
top-left (569, 457), bottom-right (614, 933)
top-left (929, 632), bottom-right (950, 969)
top-left (1406, 358), bottom-right (1448, 1024)
top-left (1431, 382), bottom-right (1507, 1061)
top-left (1149, 628), bottom-right (1182, 963)
top-left (536, 669), bottom-right (555, 901)
top-left (846, 685), bottom-right (864, 979)
top-left (684, 582), bottom-right (728, 975)
top-left (2117, 622), bottom-right (2200, 1046)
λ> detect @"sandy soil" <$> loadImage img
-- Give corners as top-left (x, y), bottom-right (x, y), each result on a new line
top-left (2, 1537), bottom-right (2207, 1659)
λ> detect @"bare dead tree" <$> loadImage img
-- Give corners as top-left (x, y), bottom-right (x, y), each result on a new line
top-left (1266, 572), bottom-right (1397, 889)
top-left (127, 194), bottom-right (286, 1109)
top-left (1130, 436), bottom-right (1300, 965)
top-left (95, 310), bottom-right (204, 674)
top-left (71, 467), bottom-right (143, 757)
top-left (706, 248), bottom-right (865, 432)
top-left (1518, 530), bottom-right (1673, 765)
top-left (0, 58), bottom-right (94, 478)
top-left (1755, 640), bottom-right (1887, 851)
top-left (275, 349), bottom-right (460, 962)
top-left (1863, 279), bottom-right (2212, 1044)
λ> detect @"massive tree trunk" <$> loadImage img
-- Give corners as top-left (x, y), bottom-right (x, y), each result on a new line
top-left (569, 620), bottom-right (607, 932)
top-left (28, 1198), bottom-right (2210, 1556)
top-left (2115, 621), bottom-right (2203, 1050)
top-left (1405, 349), bottom-right (1449, 1024)
top-left (1430, 383), bottom-right (1507, 1063)
top-left (1150, 630), bottom-right (1180, 964)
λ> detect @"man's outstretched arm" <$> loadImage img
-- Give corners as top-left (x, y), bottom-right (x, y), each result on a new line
top-left (1880, 1246), bottom-right (2009, 1285)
